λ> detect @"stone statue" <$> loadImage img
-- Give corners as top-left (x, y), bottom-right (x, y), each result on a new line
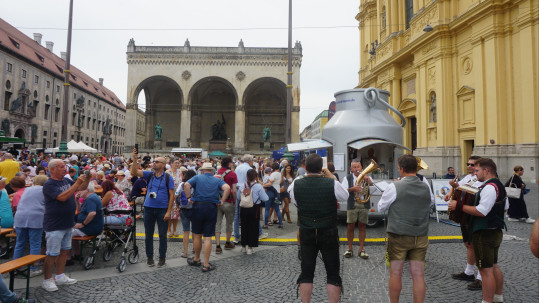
top-left (1, 119), bottom-right (10, 135)
top-left (429, 93), bottom-right (437, 122)
top-left (211, 114), bottom-right (227, 141)
top-left (76, 95), bottom-right (85, 106)
top-left (263, 125), bottom-right (271, 142)
top-left (10, 95), bottom-right (23, 112)
top-left (154, 123), bottom-right (163, 140)
top-left (78, 114), bottom-right (83, 128)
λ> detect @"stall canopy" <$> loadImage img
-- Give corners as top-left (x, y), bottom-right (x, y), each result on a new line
top-left (51, 140), bottom-right (86, 153)
top-left (171, 148), bottom-right (203, 154)
top-left (77, 141), bottom-right (97, 153)
top-left (347, 139), bottom-right (411, 151)
top-left (0, 137), bottom-right (26, 143)
top-left (287, 139), bottom-right (333, 152)
top-left (208, 151), bottom-right (227, 157)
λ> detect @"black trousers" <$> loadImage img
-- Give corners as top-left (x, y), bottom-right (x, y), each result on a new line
top-left (240, 204), bottom-right (260, 248)
top-left (298, 225), bottom-right (342, 286)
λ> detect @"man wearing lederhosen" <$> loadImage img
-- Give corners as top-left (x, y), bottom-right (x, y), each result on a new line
top-left (449, 158), bottom-right (508, 303)
top-left (378, 155), bottom-right (432, 303)
top-left (444, 155), bottom-right (485, 290)
top-left (289, 154), bottom-right (349, 303)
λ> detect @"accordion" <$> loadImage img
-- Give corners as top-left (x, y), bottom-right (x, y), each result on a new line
top-left (449, 185), bottom-right (479, 225)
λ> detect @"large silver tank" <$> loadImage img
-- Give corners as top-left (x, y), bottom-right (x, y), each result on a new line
top-left (322, 87), bottom-right (406, 177)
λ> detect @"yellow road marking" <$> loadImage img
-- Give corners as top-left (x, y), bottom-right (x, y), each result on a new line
top-left (136, 233), bottom-right (462, 242)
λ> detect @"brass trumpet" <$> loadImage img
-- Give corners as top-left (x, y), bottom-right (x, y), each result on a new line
top-left (354, 159), bottom-right (379, 203)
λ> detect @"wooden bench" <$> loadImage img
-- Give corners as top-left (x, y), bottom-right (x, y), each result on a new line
top-left (72, 235), bottom-right (97, 270)
top-left (0, 228), bottom-right (15, 236)
top-left (0, 254), bottom-right (46, 299)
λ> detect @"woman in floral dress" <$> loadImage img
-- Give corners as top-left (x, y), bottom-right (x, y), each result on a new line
top-left (167, 158), bottom-right (183, 236)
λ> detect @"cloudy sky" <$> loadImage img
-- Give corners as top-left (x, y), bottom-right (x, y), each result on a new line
top-left (3, 0), bottom-right (360, 131)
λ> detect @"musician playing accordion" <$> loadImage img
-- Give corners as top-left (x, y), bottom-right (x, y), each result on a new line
top-left (444, 155), bottom-right (485, 290)
top-left (448, 158), bottom-right (509, 303)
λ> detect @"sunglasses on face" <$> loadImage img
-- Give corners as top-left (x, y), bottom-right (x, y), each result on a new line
top-left (467, 163), bottom-right (475, 166)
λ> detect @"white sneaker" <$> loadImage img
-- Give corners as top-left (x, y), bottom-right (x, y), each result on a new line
top-left (507, 217), bottom-right (519, 222)
top-left (259, 232), bottom-right (268, 240)
top-left (240, 246), bottom-right (246, 253)
top-left (42, 278), bottom-right (58, 292)
top-left (30, 269), bottom-right (43, 277)
top-left (55, 274), bottom-right (77, 285)
top-left (247, 248), bottom-right (254, 255)
top-left (525, 218), bottom-right (536, 224)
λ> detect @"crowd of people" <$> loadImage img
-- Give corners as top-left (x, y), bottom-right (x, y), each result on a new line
top-left (0, 147), bottom-right (536, 303)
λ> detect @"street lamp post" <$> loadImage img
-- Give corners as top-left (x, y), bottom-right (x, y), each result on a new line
top-left (285, 0), bottom-right (293, 144)
top-left (58, 0), bottom-right (74, 156)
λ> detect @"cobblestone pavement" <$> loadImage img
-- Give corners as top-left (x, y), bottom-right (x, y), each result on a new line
top-left (5, 184), bottom-right (538, 302)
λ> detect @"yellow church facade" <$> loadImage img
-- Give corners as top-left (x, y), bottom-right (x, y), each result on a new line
top-left (357, 0), bottom-right (539, 181)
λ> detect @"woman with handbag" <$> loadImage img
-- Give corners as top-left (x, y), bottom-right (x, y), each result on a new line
top-left (239, 169), bottom-right (269, 255)
top-left (505, 166), bottom-right (535, 223)
top-left (280, 164), bottom-right (295, 223)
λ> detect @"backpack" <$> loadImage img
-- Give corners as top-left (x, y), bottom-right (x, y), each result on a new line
top-left (215, 169), bottom-right (231, 199)
top-left (239, 183), bottom-right (254, 208)
top-left (175, 183), bottom-right (189, 207)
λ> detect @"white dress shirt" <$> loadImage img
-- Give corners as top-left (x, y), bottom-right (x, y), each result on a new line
top-left (288, 174), bottom-right (349, 206)
top-left (340, 174), bottom-right (373, 202)
top-left (377, 176), bottom-right (434, 214)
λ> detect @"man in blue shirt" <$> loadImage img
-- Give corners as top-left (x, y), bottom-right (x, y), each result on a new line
top-left (42, 159), bottom-right (89, 292)
top-left (130, 150), bottom-right (174, 268)
top-left (184, 162), bottom-right (230, 272)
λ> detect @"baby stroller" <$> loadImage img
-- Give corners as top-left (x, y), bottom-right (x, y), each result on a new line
top-left (90, 208), bottom-right (139, 272)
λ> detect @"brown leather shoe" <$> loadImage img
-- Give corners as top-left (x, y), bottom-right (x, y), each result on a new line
top-left (467, 279), bottom-right (482, 290)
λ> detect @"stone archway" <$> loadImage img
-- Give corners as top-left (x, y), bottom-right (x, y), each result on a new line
top-left (243, 77), bottom-right (286, 151)
top-left (14, 128), bottom-right (25, 139)
top-left (189, 77), bottom-right (237, 149)
top-left (133, 76), bottom-right (183, 149)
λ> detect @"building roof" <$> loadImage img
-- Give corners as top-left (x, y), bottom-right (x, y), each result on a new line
top-left (0, 18), bottom-right (124, 110)
top-left (313, 110), bottom-right (329, 123)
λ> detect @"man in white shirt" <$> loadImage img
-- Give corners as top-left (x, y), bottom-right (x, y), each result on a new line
top-left (444, 155), bottom-right (484, 290)
top-left (448, 158), bottom-right (507, 303)
top-left (377, 155), bottom-right (432, 303)
top-left (288, 154), bottom-right (348, 303)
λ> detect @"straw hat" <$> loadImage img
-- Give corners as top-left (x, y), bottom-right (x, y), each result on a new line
top-left (200, 163), bottom-right (214, 171)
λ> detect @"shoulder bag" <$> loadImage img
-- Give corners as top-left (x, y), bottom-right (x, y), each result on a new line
top-left (505, 175), bottom-right (521, 199)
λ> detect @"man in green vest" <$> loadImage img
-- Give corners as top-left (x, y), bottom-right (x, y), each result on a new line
top-left (288, 154), bottom-right (349, 303)
top-left (378, 154), bottom-right (432, 303)
top-left (448, 158), bottom-right (507, 303)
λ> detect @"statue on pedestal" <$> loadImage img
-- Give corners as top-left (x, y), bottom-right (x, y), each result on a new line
top-left (211, 114), bottom-right (227, 141)
top-left (154, 123), bottom-right (163, 140)
top-left (263, 125), bottom-right (271, 142)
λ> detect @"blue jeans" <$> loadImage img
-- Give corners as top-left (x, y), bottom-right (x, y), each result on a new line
top-left (0, 277), bottom-right (16, 303)
top-left (234, 196), bottom-right (241, 239)
top-left (264, 190), bottom-right (282, 226)
top-left (143, 207), bottom-right (168, 259)
top-left (14, 227), bottom-right (43, 271)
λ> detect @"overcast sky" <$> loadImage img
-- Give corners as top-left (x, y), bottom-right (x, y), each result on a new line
top-left (3, 0), bottom-right (360, 132)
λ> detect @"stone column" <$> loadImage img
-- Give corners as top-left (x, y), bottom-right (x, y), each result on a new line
top-left (234, 105), bottom-right (245, 151)
top-left (292, 106), bottom-right (300, 143)
top-left (180, 104), bottom-right (191, 147)
top-left (125, 103), bottom-right (137, 152)
top-left (390, 0), bottom-right (399, 33)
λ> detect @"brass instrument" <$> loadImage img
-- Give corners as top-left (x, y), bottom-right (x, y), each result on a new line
top-left (416, 157), bottom-right (429, 171)
top-left (354, 159), bottom-right (379, 203)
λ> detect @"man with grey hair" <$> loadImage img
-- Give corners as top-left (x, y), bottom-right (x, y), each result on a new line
top-left (0, 152), bottom-right (21, 184)
top-left (42, 159), bottom-right (90, 292)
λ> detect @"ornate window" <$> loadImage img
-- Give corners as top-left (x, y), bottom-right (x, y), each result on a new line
top-left (405, 0), bottom-right (413, 29)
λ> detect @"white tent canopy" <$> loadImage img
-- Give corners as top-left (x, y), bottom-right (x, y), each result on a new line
top-left (77, 141), bottom-right (97, 153)
top-left (51, 140), bottom-right (85, 153)
top-left (51, 140), bottom-right (97, 153)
